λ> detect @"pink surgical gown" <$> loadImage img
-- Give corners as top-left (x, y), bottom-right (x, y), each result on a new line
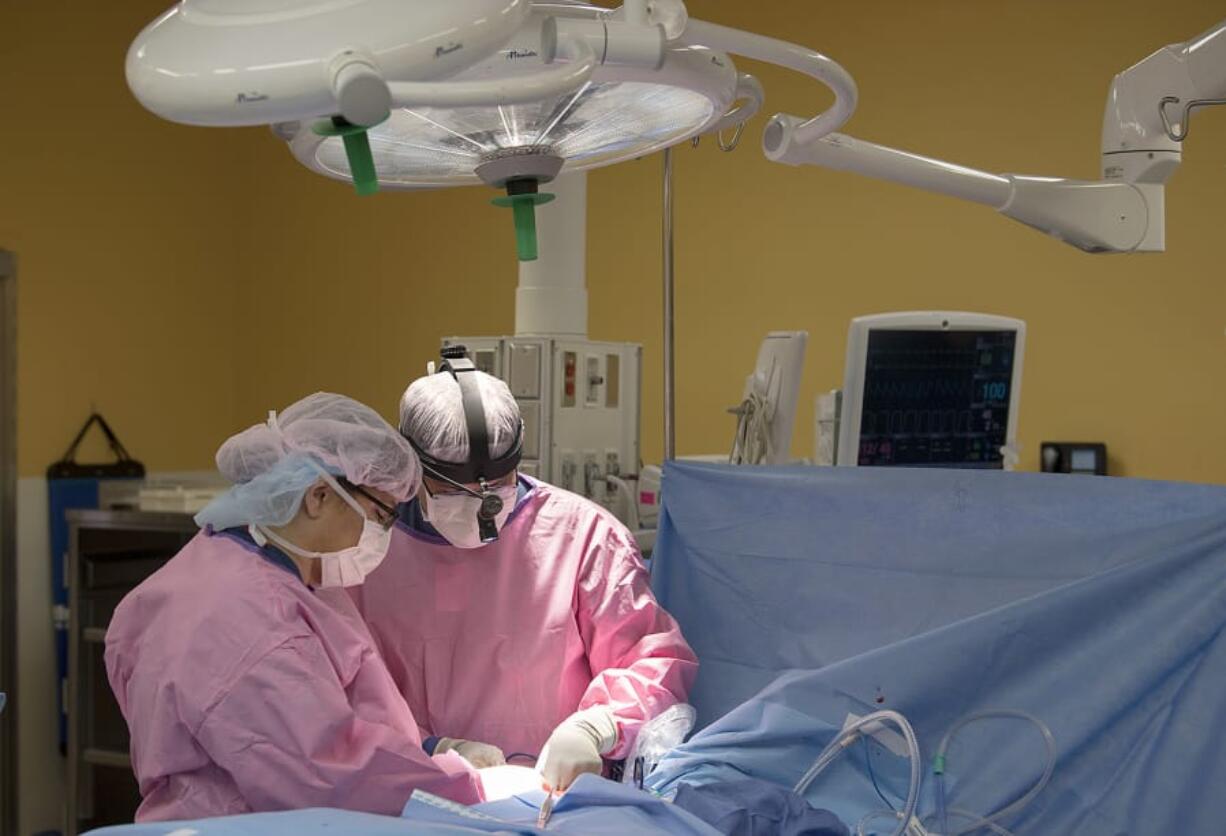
top-left (104, 528), bottom-right (483, 822)
top-left (351, 478), bottom-right (698, 760)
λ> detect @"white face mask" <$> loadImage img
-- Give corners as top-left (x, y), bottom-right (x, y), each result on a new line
top-left (423, 483), bottom-right (518, 549)
top-left (255, 469), bottom-right (393, 588)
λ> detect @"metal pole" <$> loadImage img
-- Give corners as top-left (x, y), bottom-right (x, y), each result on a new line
top-left (0, 251), bottom-right (17, 836)
top-left (662, 149), bottom-right (676, 461)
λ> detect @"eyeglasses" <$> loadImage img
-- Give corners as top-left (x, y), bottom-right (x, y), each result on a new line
top-left (422, 471), bottom-right (517, 499)
top-left (338, 479), bottom-right (398, 530)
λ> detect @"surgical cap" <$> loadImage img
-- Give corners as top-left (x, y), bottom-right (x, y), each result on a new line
top-left (398, 371), bottom-right (521, 464)
top-left (195, 392), bottom-right (420, 530)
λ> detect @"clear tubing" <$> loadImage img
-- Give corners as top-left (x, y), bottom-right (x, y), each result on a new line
top-left (793, 711), bottom-right (920, 836)
top-left (935, 759), bottom-right (950, 835)
top-left (921, 808), bottom-right (1017, 836)
top-left (861, 808), bottom-right (1015, 835)
top-left (935, 710), bottom-right (1055, 835)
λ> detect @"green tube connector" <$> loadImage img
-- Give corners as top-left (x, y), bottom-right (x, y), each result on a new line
top-left (312, 116), bottom-right (384, 196)
top-left (491, 192), bottom-right (556, 261)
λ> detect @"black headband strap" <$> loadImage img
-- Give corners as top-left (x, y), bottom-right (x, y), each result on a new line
top-left (440, 353), bottom-right (491, 478)
top-left (416, 346), bottom-right (522, 485)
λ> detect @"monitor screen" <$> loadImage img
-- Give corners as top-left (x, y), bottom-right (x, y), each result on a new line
top-left (857, 329), bottom-right (1017, 467)
top-left (1070, 448), bottom-right (1099, 473)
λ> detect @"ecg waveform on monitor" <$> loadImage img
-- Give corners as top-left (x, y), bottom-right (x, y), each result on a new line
top-left (865, 377), bottom-right (973, 401)
top-left (858, 329), bottom-right (1016, 467)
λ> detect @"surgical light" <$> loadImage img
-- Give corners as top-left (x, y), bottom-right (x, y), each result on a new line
top-left (277, 2), bottom-right (757, 258)
top-left (126, 0), bottom-right (857, 259)
top-left (127, 2), bottom-right (1224, 255)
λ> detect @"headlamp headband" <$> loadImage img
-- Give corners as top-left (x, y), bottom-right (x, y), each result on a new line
top-left (407, 345), bottom-right (523, 487)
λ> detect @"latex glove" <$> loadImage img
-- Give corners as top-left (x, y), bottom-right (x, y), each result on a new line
top-left (436, 737), bottom-right (507, 769)
top-left (538, 707), bottom-right (619, 792)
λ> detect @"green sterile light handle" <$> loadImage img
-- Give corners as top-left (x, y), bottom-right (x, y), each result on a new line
top-left (311, 116), bottom-right (385, 196)
top-left (491, 192), bottom-right (556, 262)
top-left (341, 131), bottom-right (378, 196)
top-left (513, 199), bottom-right (539, 261)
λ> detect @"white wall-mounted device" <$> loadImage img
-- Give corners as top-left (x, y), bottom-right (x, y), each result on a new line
top-left (729, 331), bottom-right (808, 466)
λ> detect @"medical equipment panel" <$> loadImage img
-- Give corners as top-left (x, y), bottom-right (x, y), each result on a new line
top-left (443, 337), bottom-right (641, 509)
top-left (1041, 441), bottom-right (1108, 475)
top-left (728, 331), bottom-right (807, 465)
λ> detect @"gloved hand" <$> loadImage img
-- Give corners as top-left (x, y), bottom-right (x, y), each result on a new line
top-left (435, 737), bottom-right (507, 769)
top-left (537, 707), bottom-right (620, 792)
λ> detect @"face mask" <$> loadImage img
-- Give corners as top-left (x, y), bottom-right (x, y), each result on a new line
top-left (424, 483), bottom-right (517, 549)
top-left (254, 469), bottom-right (393, 588)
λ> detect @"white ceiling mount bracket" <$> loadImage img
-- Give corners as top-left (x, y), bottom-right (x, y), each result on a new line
top-left (704, 73), bottom-right (764, 138)
top-left (642, 0), bottom-right (687, 39)
top-left (330, 50), bottom-right (391, 127)
top-left (682, 19), bottom-right (858, 145)
top-left (998, 177), bottom-right (1150, 254)
top-left (621, 0), bottom-right (649, 27)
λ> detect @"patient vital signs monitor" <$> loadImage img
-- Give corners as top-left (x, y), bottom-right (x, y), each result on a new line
top-left (837, 312), bottom-right (1025, 469)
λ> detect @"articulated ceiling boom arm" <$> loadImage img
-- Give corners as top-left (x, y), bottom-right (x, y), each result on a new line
top-left (761, 17), bottom-right (1226, 253)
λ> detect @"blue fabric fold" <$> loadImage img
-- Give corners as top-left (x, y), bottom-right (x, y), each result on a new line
top-left (647, 462), bottom-right (1226, 833)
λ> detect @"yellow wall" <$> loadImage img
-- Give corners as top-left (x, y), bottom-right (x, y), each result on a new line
top-left (4, 0), bottom-right (1225, 482)
top-left (1, 1), bottom-right (249, 476)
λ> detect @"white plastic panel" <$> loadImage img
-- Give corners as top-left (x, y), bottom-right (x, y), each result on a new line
top-left (551, 339), bottom-right (640, 503)
top-left (127, 0), bottom-right (528, 126)
top-left (519, 400), bottom-right (542, 460)
top-left (508, 343), bottom-right (542, 399)
top-left (446, 335), bottom-right (640, 512)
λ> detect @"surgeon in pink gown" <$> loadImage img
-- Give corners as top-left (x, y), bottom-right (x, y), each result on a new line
top-left (105, 393), bottom-right (484, 821)
top-left (351, 364), bottom-right (699, 792)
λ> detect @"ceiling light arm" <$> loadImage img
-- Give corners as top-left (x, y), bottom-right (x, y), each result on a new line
top-left (384, 28), bottom-right (598, 108)
top-left (679, 19), bottom-right (858, 144)
top-left (764, 131), bottom-right (1155, 252)
top-left (703, 73), bottom-right (764, 139)
top-left (622, 0), bottom-right (649, 27)
top-left (1100, 17), bottom-right (1226, 183)
top-left (758, 17), bottom-right (1226, 253)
